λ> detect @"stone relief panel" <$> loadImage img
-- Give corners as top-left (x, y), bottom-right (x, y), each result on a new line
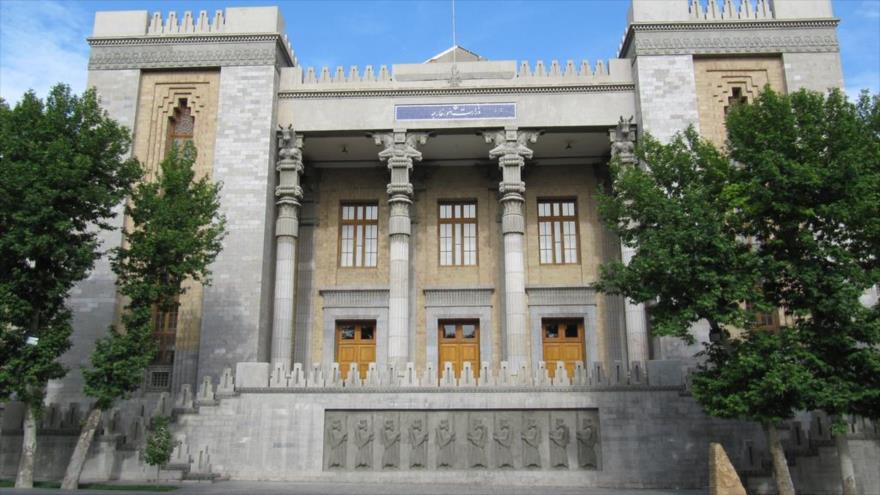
top-left (323, 409), bottom-right (599, 471)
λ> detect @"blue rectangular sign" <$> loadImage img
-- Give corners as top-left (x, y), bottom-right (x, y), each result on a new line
top-left (395, 103), bottom-right (517, 121)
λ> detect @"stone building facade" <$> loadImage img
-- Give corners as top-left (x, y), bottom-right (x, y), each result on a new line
top-left (1, 0), bottom-right (878, 491)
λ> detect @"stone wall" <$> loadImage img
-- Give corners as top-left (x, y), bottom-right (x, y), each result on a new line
top-left (46, 69), bottom-right (141, 405)
top-left (197, 64), bottom-right (279, 382)
top-left (633, 55), bottom-right (701, 142)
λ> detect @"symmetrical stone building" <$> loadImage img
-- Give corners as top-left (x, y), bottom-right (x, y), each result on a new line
top-left (2, 0), bottom-right (878, 490)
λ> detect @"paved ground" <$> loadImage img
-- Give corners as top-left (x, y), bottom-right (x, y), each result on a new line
top-left (1, 481), bottom-right (706, 495)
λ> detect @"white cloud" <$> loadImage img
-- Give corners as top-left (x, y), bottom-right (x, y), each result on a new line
top-left (0, 0), bottom-right (91, 104)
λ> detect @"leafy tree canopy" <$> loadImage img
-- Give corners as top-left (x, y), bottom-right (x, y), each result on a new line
top-left (83, 142), bottom-right (226, 409)
top-left (0, 85), bottom-right (140, 408)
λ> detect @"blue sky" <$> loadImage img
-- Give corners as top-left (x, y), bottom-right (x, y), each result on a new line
top-left (1, 0), bottom-right (878, 103)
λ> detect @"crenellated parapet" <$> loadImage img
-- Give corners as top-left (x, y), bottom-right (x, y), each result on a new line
top-left (88, 7), bottom-right (296, 70)
top-left (688, 0), bottom-right (773, 21)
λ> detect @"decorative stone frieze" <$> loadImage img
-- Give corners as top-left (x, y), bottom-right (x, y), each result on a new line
top-left (323, 409), bottom-right (601, 471)
top-left (424, 287), bottom-right (494, 307)
top-left (88, 38), bottom-right (293, 70)
top-left (319, 289), bottom-right (390, 308)
top-left (526, 287), bottom-right (597, 307)
top-left (620, 22), bottom-right (839, 58)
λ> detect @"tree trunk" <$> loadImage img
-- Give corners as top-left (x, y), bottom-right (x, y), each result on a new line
top-left (834, 431), bottom-right (856, 495)
top-left (766, 422), bottom-right (796, 495)
top-left (61, 408), bottom-right (103, 490)
top-left (14, 406), bottom-right (37, 488)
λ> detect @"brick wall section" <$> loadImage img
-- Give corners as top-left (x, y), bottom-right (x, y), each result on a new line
top-left (198, 65), bottom-right (278, 383)
top-left (633, 55), bottom-right (700, 143)
top-left (47, 69), bottom-right (142, 404)
top-left (693, 56), bottom-right (785, 147)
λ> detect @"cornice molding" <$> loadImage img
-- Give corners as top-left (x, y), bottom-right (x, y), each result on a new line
top-left (87, 35), bottom-right (294, 70)
top-left (87, 33), bottom-right (284, 46)
top-left (620, 18), bottom-right (840, 58)
top-left (279, 83), bottom-right (635, 100)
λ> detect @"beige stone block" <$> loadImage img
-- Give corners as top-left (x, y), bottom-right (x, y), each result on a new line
top-left (709, 442), bottom-right (747, 495)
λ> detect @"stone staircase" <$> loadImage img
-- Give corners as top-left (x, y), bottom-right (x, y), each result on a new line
top-left (740, 414), bottom-right (879, 495)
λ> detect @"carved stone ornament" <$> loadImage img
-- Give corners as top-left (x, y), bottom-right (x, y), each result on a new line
top-left (326, 419), bottom-right (348, 469)
top-left (354, 418), bottom-right (374, 469)
top-left (374, 130), bottom-right (429, 199)
top-left (381, 418), bottom-right (400, 469)
top-left (494, 419), bottom-right (514, 469)
top-left (549, 418), bottom-right (571, 469)
top-left (435, 418), bottom-right (456, 469)
top-left (609, 116), bottom-right (636, 166)
top-left (577, 416), bottom-right (599, 469)
top-left (521, 418), bottom-right (542, 468)
top-left (467, 419), bottom-right (489, 468)
top-left (409, 419), bottom-right (428, 469)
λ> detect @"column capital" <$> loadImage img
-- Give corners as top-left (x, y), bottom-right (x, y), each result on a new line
top-left (609, 116), bottom-right (637, 166)
top-left (374, 129), bottom-right (430, 200)
top-left (483, 126), bottom-right (540, 162)
top-left (374, 129), bottom-right (429, 168)
top-left (275, 125), bottom-right (304, 238)
top-left (275, 125), bottom-right (304, 202)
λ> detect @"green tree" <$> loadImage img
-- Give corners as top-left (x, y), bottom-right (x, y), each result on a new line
top-left (144, 416), bottom-right (175, 479)
top-left (725, 88), bottom-right (880, 495)
top-left (595, 127), bottom-right (802, 493)
top-left (598, 88), bottom-right (880, 495)
top-left (0, 85), bottom-right (140, 488)
top-left (61, 142), bottom-right (226, 489)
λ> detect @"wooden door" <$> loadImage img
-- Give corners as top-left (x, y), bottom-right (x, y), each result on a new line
top-left (336, 321), bottom-right (376, 380)
top-left (438, 320), bottom-right (480, 379)
top-left (542, 319), bottom-right (585, 379)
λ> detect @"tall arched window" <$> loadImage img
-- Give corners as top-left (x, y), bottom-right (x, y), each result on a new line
top-left (167, 98), bottom-right (195, 153)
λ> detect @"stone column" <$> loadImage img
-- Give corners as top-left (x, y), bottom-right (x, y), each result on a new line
top-left (609, 117), bottom-right (649, 364)
top-left (485, 127), bottom-right (539, 372)
top-left (374, 130), bottom-right (428, 368)
top-left (270, 127), bottom-right (304, 367)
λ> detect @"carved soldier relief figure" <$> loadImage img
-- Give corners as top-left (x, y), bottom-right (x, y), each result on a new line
top-left (381, 418), bottom-right (400, 469)
top-left (409, 419), bottom-right (428, 469)
top-left (577, 416), bottom-right (599, 468)
top-left (354, 418), bottom-right (374, 469)
top-left (467, 419), bottom-right (488, 468)
top-left (522, 418), bottom-right (541, 469)
top-left (549, 418), bottom-right (571, 469)
top-left (494, 419), bottom-right (514, 469)
top-left (327, 419), bottom-right (347, 469)
top-left (435, 419), bottom-right (456, 469)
